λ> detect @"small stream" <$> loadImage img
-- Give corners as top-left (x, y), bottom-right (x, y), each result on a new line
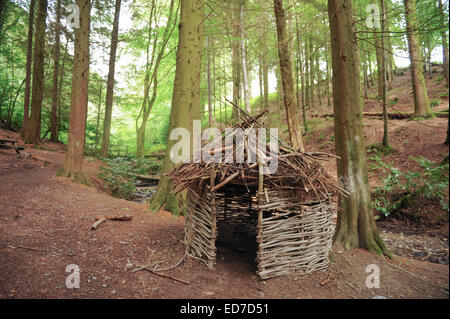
top-left (131, 179), bottom-right (158, 203)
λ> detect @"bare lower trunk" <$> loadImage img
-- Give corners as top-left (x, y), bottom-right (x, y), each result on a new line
top-left (63, 0), bottom-right (91, 179)
top-left (380, 0), bottom-right (389, 147)
top-left (240, 0), bottom-right (251, 114)
top-left (375, 35), bottom-right (383, 98)
top-left (149, 0), bottom-right (204, 215)
top-left (101, 0), bottom-right (121, 157)
top-left (24, 0), bottom-right (47, 144)
top-left (231, 0), bottom-right (241, 120)
top-left (438, 0), bottom-right (449, 88)
top-left (403, 0), bottom-right (431, 117)
top-left (328, 0), bottom-right (390, 257)
top-left (22, 0), bottom-right (35, 137)
top-left (50, 0), bottom-right (61, 142)
top-left (274, 0), bottom-right (304, 151)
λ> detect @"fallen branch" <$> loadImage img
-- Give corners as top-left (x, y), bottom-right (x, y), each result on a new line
top-left (388, 263), bottom-right (420, 279)
top-left (9, 245), bottom-right (42, 252)
top-left (152, 256), bottom-right (185, 272)
top-left (131, 260), bottom-right (166, 273)
top-left (132, 174), bottom-right (160, 182)
top-left (143, 269), bottom-right (190, 285)
top-left (91, 217), bottom-right (107, 230)
top-left (94, 215), bottom-right (133, 221)
top-left (346, 282), bottom-right (359, 292)
top-left (36, 229), bottom-right (53, 237)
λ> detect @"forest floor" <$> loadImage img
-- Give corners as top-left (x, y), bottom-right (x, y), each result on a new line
top-left (0, 70), bottom-right (449, 299)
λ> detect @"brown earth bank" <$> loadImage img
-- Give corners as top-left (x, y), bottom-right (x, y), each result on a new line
top-left (0, 70), bottom-right (449, 299)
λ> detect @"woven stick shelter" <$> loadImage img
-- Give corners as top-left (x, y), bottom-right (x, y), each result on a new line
top-left (168, 105), bottom-right (346, 279)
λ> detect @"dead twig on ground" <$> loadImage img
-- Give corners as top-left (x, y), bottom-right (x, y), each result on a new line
top-left (346, 282), bottom-right (359, 292)
top-left (131, 260), bottom-right (166, 273)
top-left (36, 229), bottom-right (53, 237)
top-left (91, 217), bottom-right (107, 230)
top-left (9, 245), bottom-right (42, 252)
top-left (94, 215), bottom-right (133, 221)
top-left (152, 256), bottom-right (185, 272)
top-left (143, 269), bottom-right (190, 285)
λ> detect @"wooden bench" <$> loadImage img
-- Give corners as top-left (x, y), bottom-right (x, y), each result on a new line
top-left (0, 139), bottom-right (25, 154)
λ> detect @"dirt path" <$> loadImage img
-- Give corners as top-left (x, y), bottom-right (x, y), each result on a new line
top-left (0, 144), bottom-right (448, 299)
top-left (1, 69), bottom-right (448, 298)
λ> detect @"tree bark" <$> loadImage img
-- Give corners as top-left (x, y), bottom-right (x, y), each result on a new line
top-left (21, 0), bottom-right (35, 137)
top-left (50, 0), bottom-right (61, 142)
top-left (100, 0), bottom-right (121, 158)
top-left (62, 0), bottom-right (91, 179)
top-left (380, 0), bottom-right (389, 147)
top-left (207, 35), bottom-right (213, 127)
top-left (24, 0), bottom-right (47, 144)
top-left (149, 0), bottom-right (204, 215)
top-left (95, 75), bottom-right (103, 147)
top-left (403, 0), bottom-right (431, 117)
top-left (309, 36), bottom-right (315, 109)
top-left (328, 0), bottom-right (390, 257)
top-left (273, 0), bottom-right (304, 151)
top-left (56, 36), bottom-right (69, 140)
top-left (240, 0), bottom-right (251, 114)
top-left (438, 0), bottom-right (449, 88)
top-left (375, 34), bottom-right (383, 98)
top-left (295, 12), bottom-right (307, 132)
top-left (231, 0), bottom-right (241, 120)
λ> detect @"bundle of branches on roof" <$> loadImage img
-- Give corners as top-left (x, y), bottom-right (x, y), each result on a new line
top-left (167, 101), bottom-right (347, 203)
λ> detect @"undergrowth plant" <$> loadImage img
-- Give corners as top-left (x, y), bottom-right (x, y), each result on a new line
top-left (99, 157), bottom-right (162, 200)
top-left (371, 154), bottom-right (449, 218)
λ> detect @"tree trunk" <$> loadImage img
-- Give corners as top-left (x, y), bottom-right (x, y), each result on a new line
top-left (295, 12), bottom-right (307, 132)
top-left (24, 0), bottom-right (47, 144)
top-left (207, 35), bottom-right (213, 127)
top-left (325, 44), bottom-right (331, 107)
top-left (305, 32), bottom-right (310, 111)
top-left (95, 76), bottom-right (103, 147)
top-left (21, 0), bottom-right (35, 138)
top-left (403, 0), bottom-right (431, 117)
top-left (62, 0), bottom-right (91, 179)
top-left (315, 50), bottom-right (322, 107)
top-left (386, 33), bottom-right (395, 89)
top-left (380, 0), bottom-right (389, 147)
top-left (438, 0), bottom-right (449, 88)
top-left (231, 0), bottom-right (241, 120)
top-left (240, 0), bottom-right (251, 114)
top-left (375, 34), bottom-right (383, 98)
top-left (261, 10), bottom-right (269, 118)
top-left (328, 0), bottom-right (390, 257)
top-left (56, 36), bottom-right (68, 140)
top-left (273, 0), bottom-right (304, 151)
top-left (7, 78), bottom-right (25, 127)
top-left (50, 0), bottom-right (61, 142)
top-left (309, 36), bottom-right (315, 109)
top-left (149, 0), bottom-right (204, 215)
top-left (100, 0), bottom-right (121, 157)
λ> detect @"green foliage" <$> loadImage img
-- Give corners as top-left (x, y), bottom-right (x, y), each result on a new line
top-left (99, 157), bottom-right (162, 200)
top-left (430, 99), bottom-right (441, 108)
top-left (388, 96), bottom-right (399, 106)
top-left (372, 155), bottom-right (449, 217)
top-left (366, 143), bottom-right (395, 155)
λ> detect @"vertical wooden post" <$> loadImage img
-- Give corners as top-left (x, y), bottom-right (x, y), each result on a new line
top-left (208, 163), bottom-right (217, 270)
top-left (257, 162), bottom-right (264, 275)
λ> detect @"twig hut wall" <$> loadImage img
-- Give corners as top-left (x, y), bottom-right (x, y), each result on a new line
top-left (169, 109), bottom-right (343, 280)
